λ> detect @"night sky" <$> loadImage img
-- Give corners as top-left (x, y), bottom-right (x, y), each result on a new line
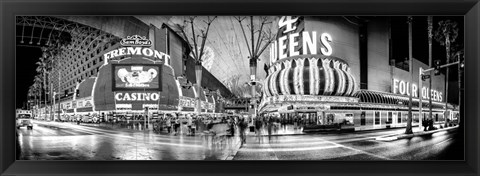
top-left (390, 16), bottom-right (464, 66)
top-left (16, 46), bottom-right (43, 109)
top-left (15, 16), bottom-right (464, 109)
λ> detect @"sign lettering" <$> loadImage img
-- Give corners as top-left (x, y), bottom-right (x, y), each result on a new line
top-left (115, 92), bottom-right (160, 101)
top-left (392, 78), bottom-right (443, 102)
top-left (270, 16), bottom-right (333, 65)
top-left (103, 35), bottom-right (169, 65)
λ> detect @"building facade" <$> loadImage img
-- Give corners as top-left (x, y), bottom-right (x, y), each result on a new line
top-left (37, 17), bottom-right (233, 120)
top-left (259, 16), bottom-right (457, 131)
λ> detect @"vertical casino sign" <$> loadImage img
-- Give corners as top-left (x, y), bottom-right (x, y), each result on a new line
top-left (102, 35), bottom-right (169, 111)
top-left (269, 16), bottom-right (334, 65)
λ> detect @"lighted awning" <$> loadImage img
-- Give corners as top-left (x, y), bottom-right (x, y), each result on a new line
top-left (353, 90), bottom-right (454, 109)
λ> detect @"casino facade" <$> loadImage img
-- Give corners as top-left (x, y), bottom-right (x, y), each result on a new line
top-left (37, 20), bottom-right (234, 121)
top-left (258, 16), bottom-right (458, 131)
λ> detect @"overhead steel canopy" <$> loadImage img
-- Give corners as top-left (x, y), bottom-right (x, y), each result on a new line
top-left (16, 16), bottom-right (118, 49)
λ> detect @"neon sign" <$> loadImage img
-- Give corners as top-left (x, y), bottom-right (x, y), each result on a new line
top-left (104, 47), bottom-right (169, 62)
top-left (113, 65), bottom-right (160, 90)
top-left (103, 35), bottom-right (170, 65)
top-left (120, 35), bottom-right (152, 47)
top-left (270, 16), bottom-right (333, 65)
top-left (392, 78), bottom-right (443, 102)
top-left (114, 92), bottom-right (160, 101)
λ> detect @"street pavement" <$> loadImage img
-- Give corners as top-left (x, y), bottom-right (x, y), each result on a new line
top-left (233, 127), bottom-right (462, 160)
top-left (17, 120), bottom-right (463, 160)
top-left (18, 120), bottom-right (240, 160)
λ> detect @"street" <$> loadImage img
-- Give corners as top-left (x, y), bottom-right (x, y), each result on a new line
top-left (18, 120), bottom-right (239, 160)
top-left (17, 120), bottom-right (462, 160)
top-left (234, 127), bottom-right (462, 160)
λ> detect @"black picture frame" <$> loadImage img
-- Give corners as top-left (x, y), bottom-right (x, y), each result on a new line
top-left (2, 0), bottom-right (479, 176)
top-left (111, 63), bottom-right (163, 92)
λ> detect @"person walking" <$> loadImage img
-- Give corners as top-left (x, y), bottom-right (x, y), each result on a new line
top-left (174, 117), bottom-right (180, 135)
top-left (228, 119), bottom-right (235, 137)
top-left (255, 118), bottom-right (263, 143)
top-left (239, 118), bottom-right (248, 147)
top-left (267, 118), bottom-right (273, 142)
top-left (165, 116), bottom-right (171, 134)
top-left (187, 114), bottom-right (193, 136)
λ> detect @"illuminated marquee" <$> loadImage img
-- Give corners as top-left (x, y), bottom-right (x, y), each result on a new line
top-left (179, 96), bottom-right (214, 110)
top-left (179, 96), bottom-right (196, 108)
top-left (264, 95), bottom-right (358, 104)
top-left (113, 64), bottom-right (161, 90)
top-left (392, 78), bottom-right (443, 102)
top-left (269, 16), bottom-right (333, 65)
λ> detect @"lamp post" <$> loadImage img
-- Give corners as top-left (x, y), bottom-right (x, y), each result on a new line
top-left (427, 16), bottom-right (433, 122)
top-left (52, 91), bottom-right (56, 121)
top-left (458, 52), bottom-right (463, 127)
top-left (49, 81), bottom-right (54, 121)
top-left (57, 69), bottom-right (61, 122)
top-left (250, 59), bottom-right (257, 118)
top-left (195, 64), bottom-right (203, 114)
top-left (419, 67), bottom-right (423, 131)
top-left (406, 16), bottom-right (413, 134)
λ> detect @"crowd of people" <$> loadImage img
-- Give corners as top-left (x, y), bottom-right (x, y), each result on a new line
top-left (39, 112), bottom-right (312, 145)
top-left (151, 114), bottom-right (244, 136)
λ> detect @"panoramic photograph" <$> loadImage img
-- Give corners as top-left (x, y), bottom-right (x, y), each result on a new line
top-left (15, 16), bottom-right (464, 160)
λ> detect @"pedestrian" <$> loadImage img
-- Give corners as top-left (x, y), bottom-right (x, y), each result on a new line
top-left (267, 119), bottom-right (273, 141)
top-left (228, 120), bottom-right (235, 136)
top-left (166, 117), bottom-right (171, 133)
top-left (174, 117), bottom-right (180, 134)
top-left (191, 117), bottom-right (197, 136)
top-left (255, 118), bottom-right (263, 143)
top-left (422, 118), bottom-right (428, 131)
top-left (238, 118), bottom-right (247, 147)
top-left (187, 115), bottom-right (193, 135)
top-left (76, 115), bottom-right (81, 125)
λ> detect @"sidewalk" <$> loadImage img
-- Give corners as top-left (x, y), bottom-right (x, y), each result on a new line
top-left (245, 123), bottom-right (305, 136)
top-left (375, 125), bottom-right (459, 141)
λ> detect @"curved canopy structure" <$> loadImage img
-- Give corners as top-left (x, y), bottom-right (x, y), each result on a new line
top-left (16, 16), bottom-right (118, 49)
top-left (353, 90), bottom-right (454, 109)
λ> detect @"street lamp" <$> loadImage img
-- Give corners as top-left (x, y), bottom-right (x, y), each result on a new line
top-left (195, 64), bottom-right (203, 114)
top-left (246, 79), bottom-right (263, 119)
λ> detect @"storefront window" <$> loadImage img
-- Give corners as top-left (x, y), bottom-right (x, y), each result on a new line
top-left (345, 114), bottom-right (354, 125)
top-left (327, 114), bottom-right (335, 125)
top-left (360, 111), bottom-right (366, 125)
top-left (387, 112), bottom-right (392, 124)
top-left (309, 113), bottom-right (317, 124)
top-left (397, 112), bottom-right (402, 123)
top-left (374, 111), bottom-right (380, 125)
